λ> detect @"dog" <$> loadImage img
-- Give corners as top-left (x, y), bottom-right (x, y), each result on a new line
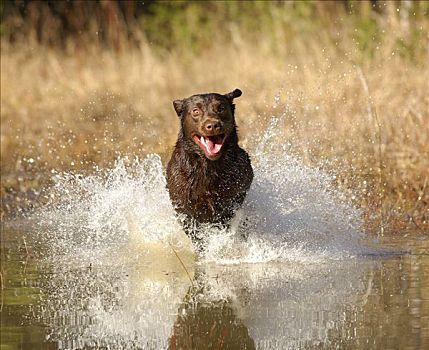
top-left (166, 89), bottom-right (253, 248)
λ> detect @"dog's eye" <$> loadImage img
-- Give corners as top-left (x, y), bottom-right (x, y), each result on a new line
top-left (192, 108), bottom-right (201, 117)
top-left (218, 105), bottom-right (225, 113)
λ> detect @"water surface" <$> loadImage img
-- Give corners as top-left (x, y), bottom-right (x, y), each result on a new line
top-left (1, 128), bottom-right (428, 349)
top-left (2, 227), bottom-right (428, 349)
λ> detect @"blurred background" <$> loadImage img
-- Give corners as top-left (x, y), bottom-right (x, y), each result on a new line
top-left (1, 0), bottom-right (428, 233)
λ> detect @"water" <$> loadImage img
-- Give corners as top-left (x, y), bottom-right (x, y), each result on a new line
top-left (2, 230), bottom-right (428, 349)
top-left (1, 120), bottom-right (429, 349)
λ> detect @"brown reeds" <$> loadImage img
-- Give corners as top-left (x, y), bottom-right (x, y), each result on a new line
top-left (1, 2), bottom-right (428, 234)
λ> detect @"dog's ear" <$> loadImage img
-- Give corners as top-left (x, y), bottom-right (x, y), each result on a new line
top-left (173, 99), bottom-right (184, 117)
top-left (224, 89), bottom-right (242, 101)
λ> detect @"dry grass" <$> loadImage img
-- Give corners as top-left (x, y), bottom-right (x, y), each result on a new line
top-left (1, 12), bottom-right (428, 233)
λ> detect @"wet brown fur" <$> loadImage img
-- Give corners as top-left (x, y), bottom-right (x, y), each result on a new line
top-left (166, 89), bottom-right (253, 245)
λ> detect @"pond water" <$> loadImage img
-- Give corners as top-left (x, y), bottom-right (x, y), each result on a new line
top-left (1, 123), bottom-right (428, 349)
top-left (1, 226), bottom-right (428, 350)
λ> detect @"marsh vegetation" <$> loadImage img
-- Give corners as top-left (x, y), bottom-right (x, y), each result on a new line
top-left (1, 2), bottom-right (428, 229)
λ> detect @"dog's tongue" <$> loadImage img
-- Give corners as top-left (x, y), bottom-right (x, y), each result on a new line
top-left (205, 137), bottom-right (222, 153)
top-left (201, 135), bottom-right (223, 156)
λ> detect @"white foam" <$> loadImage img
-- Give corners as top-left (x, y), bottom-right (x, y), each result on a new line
top-left (28, 115), bottom-right (373, 350)
top-left (34, 116), bottom-right (364, 265)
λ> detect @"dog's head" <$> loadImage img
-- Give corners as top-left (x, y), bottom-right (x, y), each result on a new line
top-left (172, 89), bottom-right (242, 160)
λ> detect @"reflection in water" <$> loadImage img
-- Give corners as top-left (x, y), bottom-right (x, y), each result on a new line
top-left (37, 243), bottom-right (195, 350)
top-left (30, 241), bottom-right (376, 350)
top-left (169, 279), bottom-right (255, 350)
top-left (2, 229), bottom-right (429, 349)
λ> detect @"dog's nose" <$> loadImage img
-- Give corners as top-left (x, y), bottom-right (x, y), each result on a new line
top-left (204, 120), bottom-right (222, 133)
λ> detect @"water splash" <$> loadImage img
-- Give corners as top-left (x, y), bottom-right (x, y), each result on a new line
top-left (20, 115), bottom-right (378, 350)
top-left (33, 116), bottom-right (363, 265)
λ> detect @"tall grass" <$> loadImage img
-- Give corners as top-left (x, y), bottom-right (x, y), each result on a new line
top-left (1, 1), bottom-right (428, 233)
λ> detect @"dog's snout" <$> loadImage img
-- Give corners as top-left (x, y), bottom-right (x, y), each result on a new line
top-left (204, 120), bottom-right (222, 133)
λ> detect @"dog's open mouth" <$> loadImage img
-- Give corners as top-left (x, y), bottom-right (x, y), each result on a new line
top-left (193, 134), bottom-right (226, 159)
